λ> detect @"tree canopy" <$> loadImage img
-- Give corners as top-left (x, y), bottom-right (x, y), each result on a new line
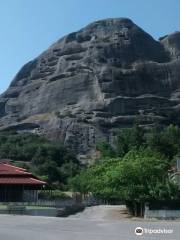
top-left (70, 124), bottom-right (180, 216)
top-left (97, 124), bottom-right (180, 159)
top-left (0, 131), bottom-right (80, 187)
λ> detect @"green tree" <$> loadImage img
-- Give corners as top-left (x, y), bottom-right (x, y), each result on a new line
top-left (96, 140), bottom-right (116, 158)
top-left (147, 124), bottom-right (180, 159)
top-left (70, 148), bottom-right (180, 216)
top-left (116, 124), bottom-right (146, 156)
top-left (0, 132), bottom-right (80, 187)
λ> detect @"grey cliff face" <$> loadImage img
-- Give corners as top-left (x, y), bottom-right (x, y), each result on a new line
top-left (0, 18), bottom-right (180, 159)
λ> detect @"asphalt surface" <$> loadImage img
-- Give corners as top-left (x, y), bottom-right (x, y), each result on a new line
top-left (0, 206), bottom-right (179, 240)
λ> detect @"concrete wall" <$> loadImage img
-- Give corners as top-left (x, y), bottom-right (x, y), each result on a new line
top-left (26, 208), bottom-right (58, 217)
top-left (144, 205), bottom-right (180, 219)
top-left (0, 204), bottom-right (84, 217)
top-left (0, 208), bottom-right (58, 217)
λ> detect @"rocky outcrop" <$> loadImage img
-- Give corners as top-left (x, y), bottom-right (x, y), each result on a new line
top-left (0, 18), bottom-right (180, 159)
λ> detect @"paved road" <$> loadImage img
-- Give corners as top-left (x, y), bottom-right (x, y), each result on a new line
top-left (0, 206), bottom-right (179, 240)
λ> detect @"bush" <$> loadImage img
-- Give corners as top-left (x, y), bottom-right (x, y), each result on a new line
top-left (38, 190), bottom-right (71, 200)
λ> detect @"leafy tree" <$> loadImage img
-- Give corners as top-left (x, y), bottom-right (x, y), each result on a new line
top-left (116, 124), bottom-right (146, 156)
top-left (70, 148), bottom-right (180, 216)
top-left (69, 169), bottom-right (92, 194)
top-left (96, 124), bottom-right (146, 159)
top-left (97, 124), bottom-right (180, 160)
top-left (147, 124), bottom-right (180, 159)
top-left (96, 140), bottom-right (115, 158)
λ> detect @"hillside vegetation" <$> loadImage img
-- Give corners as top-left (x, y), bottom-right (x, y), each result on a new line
top-left (0, 132), bottom-right (80, 188)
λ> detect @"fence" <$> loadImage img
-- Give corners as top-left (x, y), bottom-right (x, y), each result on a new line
top-left (0, 199), bottom-right (76, 208)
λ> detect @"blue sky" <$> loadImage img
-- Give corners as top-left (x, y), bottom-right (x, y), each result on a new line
top-left (0, 0), bottom-right (179, 93)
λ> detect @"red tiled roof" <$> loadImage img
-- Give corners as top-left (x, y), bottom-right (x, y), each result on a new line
top-left (0, 162), bottom-right (46, 185)
top-left (0, 170), bottom-right (32, 176)
top-left (0, 163), bottom-right (27, 172)
top-left (0, 177), bottom-right (45, 185)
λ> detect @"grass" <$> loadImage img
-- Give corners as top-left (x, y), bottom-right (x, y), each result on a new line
top-left (0, 205), bottom-right (8, 209)
top-left (26, 206), bottom-right (56, 210)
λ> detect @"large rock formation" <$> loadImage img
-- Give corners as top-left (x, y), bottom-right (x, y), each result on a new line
top-left (0, 18), bottom-right (180, 159)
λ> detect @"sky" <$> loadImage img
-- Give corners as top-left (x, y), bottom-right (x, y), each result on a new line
top-left (0, 0), bottom-right (179, 93)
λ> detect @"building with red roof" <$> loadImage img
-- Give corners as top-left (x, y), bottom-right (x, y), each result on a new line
top-left (0, 162), bottom-right (46, 202)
